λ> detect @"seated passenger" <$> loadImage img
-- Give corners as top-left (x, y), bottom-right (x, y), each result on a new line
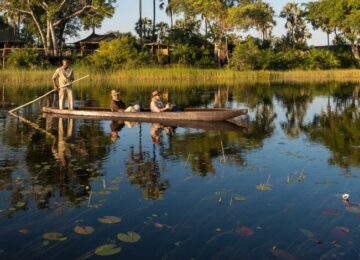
top-left (110, 90), bottom-right (140, 112)
top-left (110, 90), bottom-right (126, 112)
top-left (150, 90), bottom-right (172, 113)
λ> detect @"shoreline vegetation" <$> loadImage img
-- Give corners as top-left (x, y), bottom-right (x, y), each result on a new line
top-left (2, 68), bottom-right (360, 88)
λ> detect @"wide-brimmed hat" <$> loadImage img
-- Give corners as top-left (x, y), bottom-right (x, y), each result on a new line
top-left (151, 90), bottom-right (161, 98)
top-left (111, 90), bottom-right (120, 96)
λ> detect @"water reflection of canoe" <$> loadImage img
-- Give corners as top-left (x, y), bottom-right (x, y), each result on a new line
top-left (42, 107), bottom-right (248, 122)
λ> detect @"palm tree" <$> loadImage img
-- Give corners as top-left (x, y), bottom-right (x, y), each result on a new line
top-left (139, 0), bottom-right (143, 43)
top-left (153, 0), bottom-right (156, 41)
top-left (159, 0), bottom-right (174, 30)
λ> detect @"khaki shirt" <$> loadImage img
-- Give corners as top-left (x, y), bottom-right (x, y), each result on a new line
top-left (150, 99), bottom-right (165, 113)
top-left (52, 66), bottom-right (74, 88)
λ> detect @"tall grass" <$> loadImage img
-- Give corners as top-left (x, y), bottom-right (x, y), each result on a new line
top-left (1, 68), bottom-right (360, 88)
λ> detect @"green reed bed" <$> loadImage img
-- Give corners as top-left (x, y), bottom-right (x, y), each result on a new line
top-left (1, 68), bottom-right (360, 88)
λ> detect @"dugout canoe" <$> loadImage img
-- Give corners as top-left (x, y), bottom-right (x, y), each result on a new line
top-left (42, 107), bottom-right (248, 122)
top-left (43, 113), bottom-right (248, 132)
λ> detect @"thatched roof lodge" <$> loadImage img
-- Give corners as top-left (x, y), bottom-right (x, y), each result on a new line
top-left (0, 29), bottom-right (24, 48)
top-left (72, 32), bottom-right (117, 56)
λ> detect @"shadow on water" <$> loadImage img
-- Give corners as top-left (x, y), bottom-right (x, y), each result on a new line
top-left (0, 82), bottom-right (359, 259)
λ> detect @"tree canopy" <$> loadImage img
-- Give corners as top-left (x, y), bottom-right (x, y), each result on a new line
top-left (306, 0), bottom-right (360, 59)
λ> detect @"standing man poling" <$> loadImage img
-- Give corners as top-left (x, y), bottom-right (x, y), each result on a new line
top-left (52, 59), bottom-right (75, 110)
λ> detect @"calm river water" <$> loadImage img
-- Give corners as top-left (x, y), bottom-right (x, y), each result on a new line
top-left (0, 82), bottom-right (360, 259)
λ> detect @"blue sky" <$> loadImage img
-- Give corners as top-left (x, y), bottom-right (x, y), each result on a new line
top-left (73, 0), bottom-right (329, 46)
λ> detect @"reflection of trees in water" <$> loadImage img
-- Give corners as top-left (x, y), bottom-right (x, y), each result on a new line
top-left (125, 125), bottom-right (170, 200)
top-left (162, 128), bottom-right (269, 176)
top-left (304, 85), bottom-right (360, 170)
top-left (275, 88), bottom-right (313, 139)
top-left (214, 86), bottom-right (231, 108)
top-left (0, 116), bottom-right (112, 216)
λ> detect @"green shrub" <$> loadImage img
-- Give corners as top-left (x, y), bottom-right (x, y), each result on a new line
top-left (90, 35), bottom-right (154, 69)
top-left (229, 39), bottom-right (261, 70)
top-left (304, 49), bottom-right (340, 69)
top-left (7, 48), bottom-right (48, 69)
top-left (171, 44), bottom-right (210, 66)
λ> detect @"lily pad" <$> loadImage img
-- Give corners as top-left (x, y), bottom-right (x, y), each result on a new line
top-left (98, 216), bottom-right (121, 224)
top-left (299, 228), bottom-right (314, 238)
top-left (95, 244), bottom-right (122, 256)
top-left (74, 226), bottom-right (94, 235)
top-left (323, 208), bottom-right (342, 217)
top-left (235, 226), bottom-right (254, 236)
top-left (16, 201), bottom-right (26, 207)
top-left (117, 231), bottom-right (141, 243)
top-left (256, 183), bottom-right (272, 191)
top-left (42, 232), bottom-right (67, 241)
top-left (232, 195), bottom-right (247, 201)
top-left (345, 203), bottom-right (360, 214)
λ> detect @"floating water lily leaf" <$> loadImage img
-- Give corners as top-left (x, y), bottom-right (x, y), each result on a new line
top-left (232, 195), bottom-right (247, 201)
top-left (256, 183), bottom-right (272, 191)
top-left (16, 201), bottom-right (26, 207)
top-left (316, 180), bottom-right (337, 185)
top-left (332, 226), bottom-right (350, 240)
top-left (117, 231), bottom-right (141, 243)
top-left (98, 216), bottom-right (121, 224)
top-left (345, 203), bottom-right (360, 214)
top-left (97, 190), bottom-right (111, 195)
top-left (95, 244), bottom-right (122, 256)
top-left (323, 208), bottom-right (342, 217)
top-left (19, 228), bottom-right (29, 234)
top-left (108, 186), bottom-right (119, 191)
top-left (154, 223), bottom-right (164, 229)
top-left (42, 232), bottom-right (67, 241)
top-left (299, 228), bottom-right (314, 238)
top-left (74, 226), bottom-right (94, 235)
top-left (214, 191), bottom-right (221, 197)
top-left (235, 226), bottom-right (254, 236)
top-left (271, 247), bottom-right (296, 260)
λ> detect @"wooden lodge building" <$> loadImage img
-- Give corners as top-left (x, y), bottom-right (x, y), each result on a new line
top-left (0, 29), bottom-right (24, 68)
top-left (0, 30), bottom-right (172, 67)
top-left (72, 32), bottom-right (118, 56)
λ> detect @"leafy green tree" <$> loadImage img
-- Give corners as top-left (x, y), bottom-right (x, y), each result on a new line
top-left (280, 3), bottom-right (311, 49)
top-left (90, 35), bottom-right (154, 69)
top-left (253, 2), bottom-right (276, 41)
top-left (306, 0), bottom-right (360, 60)
top-left (156, 22), bottom-right (170, 43)
top-left (171, 0), bottom-right (275, 66)
top-left (229, 38), bottom-right (261, 70)
top-left (135, 17), bottom-right (154, 42)
top-left (159, 0), bottom-right (174, 29)
top-left (0, 0), bottom-right (116, 56)
top-left (305, 0), bottom-right (333, 46)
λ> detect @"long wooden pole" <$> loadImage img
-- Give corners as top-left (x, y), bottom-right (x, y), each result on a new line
top-left (9, 75), bottom-right (89, 113)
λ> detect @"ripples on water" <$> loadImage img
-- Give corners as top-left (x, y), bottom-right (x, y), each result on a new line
top-left (0, 83), bottom-right (359, 259)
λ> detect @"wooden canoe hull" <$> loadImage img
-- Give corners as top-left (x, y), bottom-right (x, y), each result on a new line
top-left (42, 107), bottom-right (248, 122)
top-left (43, 113), bottom-right (247, 132)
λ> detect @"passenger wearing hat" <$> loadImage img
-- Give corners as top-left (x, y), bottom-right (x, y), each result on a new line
top-left (150, 90), bottom-right (172, 113)
top-left (110, 90), bottom-right (141, 113)
top-left (110, 90), bottom-right (126, 112)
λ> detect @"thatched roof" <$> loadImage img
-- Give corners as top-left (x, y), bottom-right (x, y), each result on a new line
top-left (0, 29), bottom-right (23, 44)
top-left (73, 32), bottom-right (117, 45)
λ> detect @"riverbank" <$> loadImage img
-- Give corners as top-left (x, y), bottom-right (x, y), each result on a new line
top-left (2, 68), bottom-right (360, 87)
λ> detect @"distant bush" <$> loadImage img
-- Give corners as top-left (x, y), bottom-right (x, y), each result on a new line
top-left (170, 44), bottom-right (215, 67)
top-left (229, 39), bottom-right (261, 70)
top-left (304, 49), bottom-right (340, 69)
top-left (268, 50), bottom-right (307, 70)
top-left (7, 48), bottom-right (48, 69)
top-left (90, 35), bottom-right (154, 69)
